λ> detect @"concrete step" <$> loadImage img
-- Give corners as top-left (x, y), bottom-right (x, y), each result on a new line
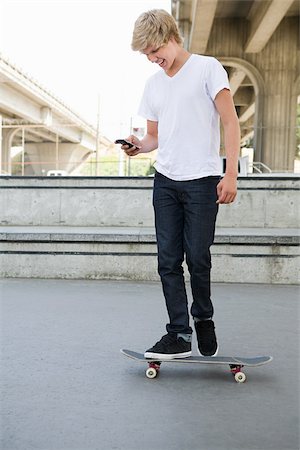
top-left (0, 226), bottom-right (299, 284)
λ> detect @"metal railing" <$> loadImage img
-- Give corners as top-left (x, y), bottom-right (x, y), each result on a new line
top-left (252, 162), bottom-right (272, 173)
top-left (6, 158), bottom-right (155, 177)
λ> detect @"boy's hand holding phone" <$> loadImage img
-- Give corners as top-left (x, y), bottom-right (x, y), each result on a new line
top-left (115, 135), bottom-right (142, 156)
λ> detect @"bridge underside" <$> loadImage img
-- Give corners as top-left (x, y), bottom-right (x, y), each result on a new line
top-left (0, 56), bottom-right (112, 176)
top-left (173, 0), bottom-right (299, 172)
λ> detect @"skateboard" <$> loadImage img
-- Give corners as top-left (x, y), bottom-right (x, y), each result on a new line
top-left (121, 349), bottom-right (273, 383)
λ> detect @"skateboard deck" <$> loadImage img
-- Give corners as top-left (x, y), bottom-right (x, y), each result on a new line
top-left (121, 349), bottom-right (273, 383)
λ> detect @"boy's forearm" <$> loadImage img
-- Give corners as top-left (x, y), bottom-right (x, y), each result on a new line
top-left (223, 120), bottom-right (240, 177)
top-left (216, 119), bottom-right (240, 204)
top-left (140, 133), bottom-right (158, 153)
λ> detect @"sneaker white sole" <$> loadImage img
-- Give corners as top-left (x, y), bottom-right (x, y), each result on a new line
top-left (144, 351), bottom-right (192, 360)
top-left (197, 344), bottom-right (219, 357)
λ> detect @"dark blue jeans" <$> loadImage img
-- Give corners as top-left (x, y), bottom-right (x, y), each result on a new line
top-left (153, 171), bottom-right (220, 335)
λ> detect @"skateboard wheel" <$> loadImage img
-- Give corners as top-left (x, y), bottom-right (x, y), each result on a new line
top-left (234, 372), bottom-right (246, 383)
top-left (146, 367), bottom-right (157, 379)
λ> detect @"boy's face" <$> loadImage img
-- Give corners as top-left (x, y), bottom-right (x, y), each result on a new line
top-left (142, 38), bottom-right (178, 72)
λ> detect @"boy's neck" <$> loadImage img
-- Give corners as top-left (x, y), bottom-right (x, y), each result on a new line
top-left (165, 47), bottom-right (191, 77)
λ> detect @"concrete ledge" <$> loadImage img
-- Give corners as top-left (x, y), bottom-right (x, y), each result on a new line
top-left (0, 226), bottom-right (299, 245)
top-left (1, 176), bottom-right (299, 228)
top-left (0, 226), bottom-right (299, 284)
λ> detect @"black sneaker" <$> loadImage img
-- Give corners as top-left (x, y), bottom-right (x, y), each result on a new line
top-left (194, 320), bottom-right (218, 357)
top-left (144, 334), bottom-right (192, 360)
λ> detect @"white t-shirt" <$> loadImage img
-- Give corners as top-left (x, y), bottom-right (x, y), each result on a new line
top-left (138, 54), bottom-right (230, 181)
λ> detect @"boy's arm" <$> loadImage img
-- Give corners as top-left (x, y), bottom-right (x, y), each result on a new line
top-left (214, 88), bottom-right (240, 204)
top-left (123, 120), bottom-right (158, 156)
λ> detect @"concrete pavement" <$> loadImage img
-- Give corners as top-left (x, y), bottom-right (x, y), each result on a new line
top-left (1, 279), bottom-right (299, 450)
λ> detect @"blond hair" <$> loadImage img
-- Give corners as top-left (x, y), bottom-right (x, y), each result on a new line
top-left (131, 9), bottom-right (183, 52)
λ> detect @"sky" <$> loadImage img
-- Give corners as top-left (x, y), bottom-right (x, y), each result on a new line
top-left (0, 0), bottom-right (171, 140)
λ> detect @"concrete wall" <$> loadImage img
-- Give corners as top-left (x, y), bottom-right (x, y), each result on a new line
top-left (0, 175), bottom-right (299, 228)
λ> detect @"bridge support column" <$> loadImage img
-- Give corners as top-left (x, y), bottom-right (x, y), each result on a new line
top-left (256, 17), bottom-right (299, 172)
top-left (1, 127), bottom-right (13, 175)
top-left (262, 69), bottom-right (297, 171)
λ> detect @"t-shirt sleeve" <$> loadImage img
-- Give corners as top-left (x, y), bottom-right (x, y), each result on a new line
top-left (138, 79), bottom-right (158, 121)
top-left (205, 57), bottom-right (230, 101)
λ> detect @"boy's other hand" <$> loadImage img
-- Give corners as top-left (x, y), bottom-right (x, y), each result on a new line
top-left (216, 175), bottom-right (237, 204)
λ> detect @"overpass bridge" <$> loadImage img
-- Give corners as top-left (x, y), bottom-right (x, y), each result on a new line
top-left (0, 54), bottom-right (112, 175)
top-left (172, 0), bottom-right (299, 172)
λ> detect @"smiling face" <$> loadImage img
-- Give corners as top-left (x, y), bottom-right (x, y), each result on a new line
top-left (142, 38), bottom-right (178, 72)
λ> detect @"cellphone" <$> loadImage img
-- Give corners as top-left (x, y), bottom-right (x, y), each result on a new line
top-left (115, 139), bottom-right (135, 149)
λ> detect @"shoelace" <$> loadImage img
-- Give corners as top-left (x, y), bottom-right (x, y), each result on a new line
top-left (157, 334), bottom-right (176, 346)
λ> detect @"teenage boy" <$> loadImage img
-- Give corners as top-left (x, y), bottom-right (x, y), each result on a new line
top-left (120, 9), bottom-right (240, 359)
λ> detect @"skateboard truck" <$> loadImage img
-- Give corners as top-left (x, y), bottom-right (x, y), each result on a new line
top-left (146, 361), bottom-right (161, 379)
top-left (229, 364), bottom-right (246, 383)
